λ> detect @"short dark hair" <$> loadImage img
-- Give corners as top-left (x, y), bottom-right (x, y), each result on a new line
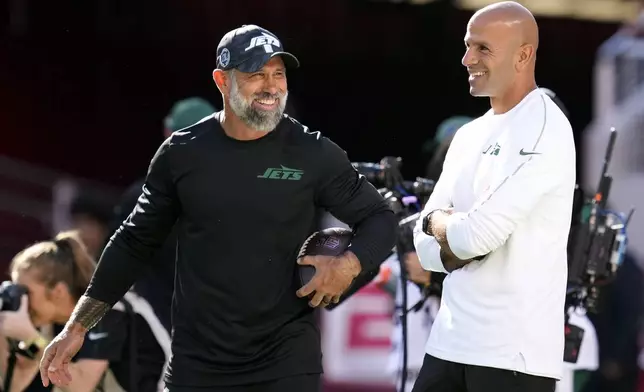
top-left (425, 133), bottom-right (456, 182)
top-left (70, 194), bottom-right (112, 226)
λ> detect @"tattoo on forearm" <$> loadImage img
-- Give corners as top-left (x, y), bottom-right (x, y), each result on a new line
top-left (69, 295), bottom-right (111, 330)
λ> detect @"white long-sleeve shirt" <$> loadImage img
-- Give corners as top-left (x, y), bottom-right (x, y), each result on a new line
top-left (413, 88), bottom-right (576, 380)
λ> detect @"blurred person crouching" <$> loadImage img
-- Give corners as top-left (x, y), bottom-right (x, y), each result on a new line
top-left (111, 97), bottom-right (215, 332)
top-left (0, 231), bottom-right (169, 392)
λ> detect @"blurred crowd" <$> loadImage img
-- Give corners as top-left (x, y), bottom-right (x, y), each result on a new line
top-left (0, 97), bottom-right (216, 392)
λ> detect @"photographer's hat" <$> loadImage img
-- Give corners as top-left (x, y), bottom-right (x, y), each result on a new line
top-left (216, 25), bottom-right (300, 73)
top-left (164, 97), bottom-right (215, 132)
top-left (422, 116), bottom-right (473, 155)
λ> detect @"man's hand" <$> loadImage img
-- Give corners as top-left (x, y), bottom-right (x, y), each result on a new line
top-left (39, 323), bottom-right (86, 387)
top-left (404, 252), bottom-right (431, 285)
top-left (440, 248), bottom-right (472, 272)
top-left (296, 251), bottom-right (361, 307)
top-left (428, 209), bottom-right (452, 240)
top-left (431, 209), bottom-right (481, 271)
top-left (428, 209), bottom-right (464, 261)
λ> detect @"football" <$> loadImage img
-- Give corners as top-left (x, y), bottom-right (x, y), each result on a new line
top-left (297, 227), bottom-right (354, 286)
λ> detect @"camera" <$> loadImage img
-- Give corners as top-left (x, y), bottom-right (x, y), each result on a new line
top-left (0, 281), bottom-right (27, 312)
top-left (325, 156), bottom-right (438, 311)
top-left (352, 156), bottom-right (435, 206)
top-left (0, 281), bottom-right (29, 392)
top-left (344, 156), bottom-right (438, 392)
top-left (567, 128), bottom-right (634, 314)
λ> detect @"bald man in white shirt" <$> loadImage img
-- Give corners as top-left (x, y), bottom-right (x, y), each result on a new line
top-left (411, 2), bottom-right (576, 392)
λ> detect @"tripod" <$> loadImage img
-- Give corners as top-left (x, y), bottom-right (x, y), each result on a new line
top-left (3, 340), bottom-right (20, 392)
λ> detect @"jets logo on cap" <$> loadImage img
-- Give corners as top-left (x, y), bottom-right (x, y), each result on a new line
top-left (244, 32), bottom-right (281, 53)
top-left (219, 48), bottom-right (230, 67)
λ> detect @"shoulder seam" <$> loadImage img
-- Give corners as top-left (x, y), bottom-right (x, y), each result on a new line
top-left (285, 115), bottom-right (321, 140)
top-left (531, 94), bottom-right (547, 151)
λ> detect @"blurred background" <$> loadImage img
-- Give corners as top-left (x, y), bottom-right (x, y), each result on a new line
top-left (1, 0), bottom-right (643, 391)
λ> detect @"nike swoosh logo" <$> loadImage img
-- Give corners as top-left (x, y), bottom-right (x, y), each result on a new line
top-left (88, 332), bottom-right (109, 340)
top-left (519, 148), bottom-right (541, 156)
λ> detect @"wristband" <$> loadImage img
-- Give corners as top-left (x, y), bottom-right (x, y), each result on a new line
top-left (422, 210), bottom-right (438, 236)
top-left (18, 334), bottom-right (49, 359)
top-left (70, 295), bottom-right (111, 331)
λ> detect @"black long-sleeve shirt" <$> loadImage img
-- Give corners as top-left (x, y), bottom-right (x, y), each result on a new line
top-left (87, 113), bottom-right (397, 387)
top-left (111, 178), bottom-right (176, 332)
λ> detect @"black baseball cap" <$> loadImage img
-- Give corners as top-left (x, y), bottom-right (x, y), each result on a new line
top-left (216, 25), bottom-right (300, 73)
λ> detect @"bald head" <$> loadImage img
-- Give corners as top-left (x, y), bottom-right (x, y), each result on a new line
top-left (471, 1), bottom-right (539, 52)
top-left (462, 1), bottom-right (539, 101)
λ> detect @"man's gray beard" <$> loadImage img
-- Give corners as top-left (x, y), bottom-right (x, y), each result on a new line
top-left (228, 73), bottom-right (288, 132)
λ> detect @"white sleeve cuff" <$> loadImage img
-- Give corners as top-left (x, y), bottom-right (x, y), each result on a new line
top-left (445, 212), bottom-right (479, 260)
top-left (413, 232), bottom-right (448, 274)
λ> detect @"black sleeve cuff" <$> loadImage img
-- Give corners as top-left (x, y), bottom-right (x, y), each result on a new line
top-left (348, 209), bottom-right (398, 271)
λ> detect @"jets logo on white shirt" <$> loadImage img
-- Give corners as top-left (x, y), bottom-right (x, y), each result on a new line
top-left (244, 33), bottom-right (281, 53)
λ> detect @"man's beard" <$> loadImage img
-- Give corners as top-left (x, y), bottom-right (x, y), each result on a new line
top-left (228, 73), bottom-right (288, 132)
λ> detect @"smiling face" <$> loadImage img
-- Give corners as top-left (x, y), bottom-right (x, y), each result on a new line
top-left (461, 16), bottom-right (521, 98)
top-left (223, 56), bottom-right (289, 132)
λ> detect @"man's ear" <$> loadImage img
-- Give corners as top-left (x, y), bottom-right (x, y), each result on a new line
top-left (213, 69), bottom-right (229, 95)
top-left (516, 44), bottom-right (534, 71)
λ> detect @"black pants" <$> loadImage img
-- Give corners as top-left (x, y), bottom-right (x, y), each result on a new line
top-left (411, 354), bottom-right (556, 392)
top-left (164, 374), bottom-right (321, 392)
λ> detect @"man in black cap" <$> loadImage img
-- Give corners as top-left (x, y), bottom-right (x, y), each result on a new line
top-left (40, 25), bottom-right (397, 392)
top-left (213, 24), bottom-right (300, 132)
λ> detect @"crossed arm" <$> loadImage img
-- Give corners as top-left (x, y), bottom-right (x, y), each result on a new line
top-left (415, 129), bottom-right (567, 272)
top-left (425, 209), bottom-right (473, 272)
top-left (413, 188), bottom-right (470, 273)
